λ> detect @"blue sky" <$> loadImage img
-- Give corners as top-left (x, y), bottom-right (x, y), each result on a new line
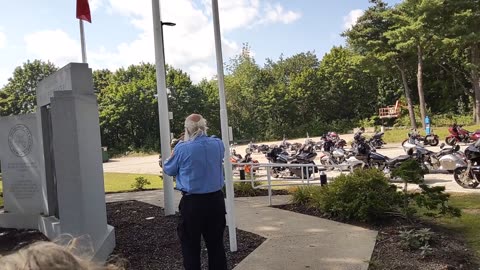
top-left (0, 0), bottom-right (403, 86)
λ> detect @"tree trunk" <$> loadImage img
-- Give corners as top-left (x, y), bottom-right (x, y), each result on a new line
top-left (398, 66), bottom-right (417, 129)
top-left (417, 45), bottom-right (427, 128)
top-left (471, 44), bottom-right (480, 124)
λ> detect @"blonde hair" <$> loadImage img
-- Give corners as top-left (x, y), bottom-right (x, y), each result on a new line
top-left (0, 241), bottom-right (123, 270)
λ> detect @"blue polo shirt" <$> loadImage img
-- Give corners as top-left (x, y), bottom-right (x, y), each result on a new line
top-left (163, 135), bottom-right (225, 194)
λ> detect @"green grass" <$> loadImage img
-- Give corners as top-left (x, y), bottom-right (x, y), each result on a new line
top-left (0, 173), bottom-right (163, 208)
top-left (425, 193), bottom-right (480, 256)
top-left (383, 125), bottom-right (480, 143)
top-left (104, 173), bottom-right (163, 193)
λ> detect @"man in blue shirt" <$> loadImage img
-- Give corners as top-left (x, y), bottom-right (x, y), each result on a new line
top-left (164, 114), bottom-right (227, 270)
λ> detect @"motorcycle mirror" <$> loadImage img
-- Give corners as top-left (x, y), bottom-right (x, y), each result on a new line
top-left (454, 145), bottom-right (460, 151)
top-left (439, 143), bottom-right (445, 149)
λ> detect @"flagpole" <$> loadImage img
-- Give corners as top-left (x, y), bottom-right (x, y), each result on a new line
top-left (212, 0), bottom-right (237, 252)
top-left (79, 20), bottom-right (87, 63)
top-left (151, 0), bottom-right (176, 216)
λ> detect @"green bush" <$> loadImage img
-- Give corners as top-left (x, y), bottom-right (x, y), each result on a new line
top-left (131, 176), bottom-right (151, 191)
top-left (290, 185), bottom-right (322, 206)
top-left (233, 181), bottom-right (260, 197)
top-left (314, 169), bottom-right (401, 223)
top-left (399, 228), bottom-right (434, 258)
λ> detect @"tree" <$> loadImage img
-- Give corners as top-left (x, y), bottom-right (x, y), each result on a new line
top-left (93, 69), bottom-right (113, 93)
top-left (442, 0), bottom-right (480, 123)
top-left (385, 0), bottom-right (445, 128)
top-left (344, 0), bottom-right (418, 128)
top-left (0, 60), bottom-right (57, 116)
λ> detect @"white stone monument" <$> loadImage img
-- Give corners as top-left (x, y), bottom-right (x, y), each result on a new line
top-left (0, 63), bottom-right (115, 260)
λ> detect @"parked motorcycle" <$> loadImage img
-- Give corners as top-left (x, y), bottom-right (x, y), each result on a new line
top-left (230, 152), bottom-right (259, 175)
top-left (402, 129), bottom-right (439, 148)
top-left (266, 145), bottom-right (317, 179)
top-left (319, 146), bottom-right (365, 171)
top-left (414, 144), bottom-right (467, 174)
top-left (368, 132), bottom-right (386, 149)
top-left (453, 141), bottom-right (480, 188)
top-left (353, 139), bottom-right (421, 175)
top-left (445, 124), bottom-right (480, 146)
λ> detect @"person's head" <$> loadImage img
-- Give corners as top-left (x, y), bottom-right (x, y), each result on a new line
top-left (0, 241), bottom-right (123, 270)
top-left (184, 114), bottom-right (208, 141)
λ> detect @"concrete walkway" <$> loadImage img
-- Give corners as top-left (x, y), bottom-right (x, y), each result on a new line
top-left (106, 191), bottom-right (377, 270)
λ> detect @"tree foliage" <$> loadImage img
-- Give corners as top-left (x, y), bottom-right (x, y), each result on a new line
top-left (0, 60), bottom-right (57, 116)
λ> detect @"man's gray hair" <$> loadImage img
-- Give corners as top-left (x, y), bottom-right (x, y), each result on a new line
top-left (184, 114), bottom-right (208, 141)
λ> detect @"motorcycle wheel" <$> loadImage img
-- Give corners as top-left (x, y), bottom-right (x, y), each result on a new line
top-left (351, 163), bottom-right (363, 171)
top-left (445, 137), bottom-right (456, 146)
top-left (401, 139), bottom-right (408, 148)
top-left (453, 167), bottom-right (480, 189)
top-left (429, 137), bottom-right (439, 146)
top-left (270, 169), bottom-right (280, 179)
top-left (320, 159), bottom-right (334, 171)
top-left (369, 162), bottom-right (385, 171)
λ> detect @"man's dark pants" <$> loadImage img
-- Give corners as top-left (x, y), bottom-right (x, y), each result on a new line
top-left (178, 190), bottom-right (227, 270)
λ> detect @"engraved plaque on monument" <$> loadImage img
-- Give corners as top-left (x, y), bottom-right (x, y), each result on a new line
top-left (0, 114), bottom-right (45, 214)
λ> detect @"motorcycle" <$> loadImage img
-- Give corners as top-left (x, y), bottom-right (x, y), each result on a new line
top-left (413, 144), bottom-right (467, 174)
top-left (368, 132), bottom-right (386, 149)
top-left (230, 152), bottom-right (259, 175)
top-left (353, 138), bottom-right (422, 176)
top-left (445, 124), bottom-right (480, 146)
top-left (319, 146), bottom-right (365, 171)
top-left (266, 145), bottom-right (318, 179)
top-left (402, 129), bottom-right (439, 147)
top-left (452, 141), bottom-right (480, 188)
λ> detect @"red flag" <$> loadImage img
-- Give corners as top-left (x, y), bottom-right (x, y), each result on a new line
top-left (76, 0), bottom-right (91, 23)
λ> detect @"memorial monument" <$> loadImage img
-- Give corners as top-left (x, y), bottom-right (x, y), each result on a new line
top-left (0, 63), bottom-right (115, 260)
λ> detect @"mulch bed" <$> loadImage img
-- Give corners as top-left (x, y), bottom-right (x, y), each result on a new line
top-left (275, 204), bottom-right (480, 270)
top-left (0, 201), bottom-right (265, 270)
top-left (234, 189), bottom-right (289, 197)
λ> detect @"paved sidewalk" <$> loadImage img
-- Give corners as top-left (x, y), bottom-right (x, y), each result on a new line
top-left (106, 191), bottom-right (377, 270)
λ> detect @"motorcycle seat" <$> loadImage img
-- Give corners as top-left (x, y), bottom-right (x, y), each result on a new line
top-left (386, 155), bottom-right (411, 165)
top-left (279, 153), bottom-right (294, 161)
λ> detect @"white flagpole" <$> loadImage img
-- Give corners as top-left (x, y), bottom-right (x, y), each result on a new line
top-left (151, 0), bottom-right (176, 216)
top-left (212, 0), bottom-right (237, 252)
top-left (79, 20), bottom-right (87, 63)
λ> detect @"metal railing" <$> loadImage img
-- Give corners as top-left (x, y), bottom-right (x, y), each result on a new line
top-left (231, 162), bottom-right (339, 205)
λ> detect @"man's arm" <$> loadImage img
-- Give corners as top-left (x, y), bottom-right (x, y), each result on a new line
top-left (163, 146), bottom-right (182, 176)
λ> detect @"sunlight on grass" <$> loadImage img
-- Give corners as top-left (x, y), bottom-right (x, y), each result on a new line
top-left (432, 193), bottom-right (480, 256)
top-left (383, 125), bottom-right (480, 143)
top-left (104, 173), bottom-right (163, 193)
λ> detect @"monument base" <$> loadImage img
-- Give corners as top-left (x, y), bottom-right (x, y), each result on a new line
top-left (0, 213), bottom-right (115, 261)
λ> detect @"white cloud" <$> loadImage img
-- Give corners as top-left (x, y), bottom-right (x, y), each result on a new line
top-left (0, 68), bottom-right (10, 87)
top-left (343, 9), bottom-right (364, 30)
top-left (261, 3), bottom-right (302, 25)
top-left (89, 0), bottom-right (103, 12)
top-left (99, 0), bottom-right (301, 81)
top-left (0, 31), bottom-right (6, 49)
top-left (21, 0), bottom-right (301, 83)
top-left (24, 30), bottom-right (80, 66)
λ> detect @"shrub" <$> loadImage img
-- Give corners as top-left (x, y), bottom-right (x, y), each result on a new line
top-left (233, 181), bottom-right (260, 197)
top-left (399, 228), bottom-right (434, 258)
top-left (290, 185), bottom-right (322, 206)
top-left (131, 176), bottom-right (151, 191)
top-left (314, 169), bottom-right (401, 223)
top-left (414, 185), bottom-right (461, 217)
